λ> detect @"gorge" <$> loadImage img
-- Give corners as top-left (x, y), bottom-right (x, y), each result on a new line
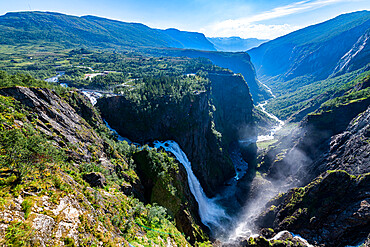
top-left (0, 9), bottom-right (369, 247)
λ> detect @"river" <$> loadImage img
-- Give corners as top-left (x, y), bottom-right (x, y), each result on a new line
top-left (81, 80), bottom-right (312, 245)
top-left (256, 101), bottom-right (284, 142)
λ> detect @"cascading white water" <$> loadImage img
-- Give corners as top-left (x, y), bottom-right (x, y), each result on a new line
top-left (227, 182), bottom-right (283, 241)
top-left (153, 140), bottom-right (229, 230)
top-left (81, 90), bottom-right (103, 106)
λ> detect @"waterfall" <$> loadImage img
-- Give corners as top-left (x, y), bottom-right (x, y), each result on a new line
top-left (153, 140), bottom-right (229, 230)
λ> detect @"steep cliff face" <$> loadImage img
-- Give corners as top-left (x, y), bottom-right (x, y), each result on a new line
top-left (257, 170), bottom-right (370, 247)
top-left (209, 73), bottom-right (255, 145)
top-left (97, 90), bottom-right (235, 197)
top-left (97, 73), bottom-right (256, 197)
top-left (321, 107), bottom-right (370, 174)
top-left (0, 87), bottom-right (106, 162)
top-left (332, 28), bottom-right (370, 77)
top-left (253, 106), bottom-right (370, 246)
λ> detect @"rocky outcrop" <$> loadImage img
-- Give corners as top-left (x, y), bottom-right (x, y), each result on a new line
top-left (0, 86), bottom-right (106, 162)
top-left (132, 149), bottom-right (207, 244)
top-left (83, 172), bottom-right (107, 188)
top-left (256, 170), bottom-right (370, 247)
top-left (315, 106), bottom-right (370, 175)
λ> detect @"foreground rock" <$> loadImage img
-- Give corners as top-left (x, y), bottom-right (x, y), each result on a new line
top-left (257, 170), bottom-right (370, 247)
top-left (83, 172), bottom-right (107, 188)
top-left (0, 87), bottom-right (106, 162)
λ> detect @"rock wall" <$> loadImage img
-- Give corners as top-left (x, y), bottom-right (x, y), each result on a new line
top-left (257, 170), bottom-right (370, 247)
top-left (209, 73), bottom-right (255, 145)
top-left (0, 87), bottom-right (106, 162)
top-left (254, 106), bottom-right (370, 246)
top-left (97, 90), bottom-right (235, 197)
top-left (97, 73), bottom-right (256, 197)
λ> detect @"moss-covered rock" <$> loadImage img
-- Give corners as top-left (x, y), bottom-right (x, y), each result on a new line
top-left (256, 170), bottom-right (370, 246)
top-left (132, 149), bottom-right (208, 244)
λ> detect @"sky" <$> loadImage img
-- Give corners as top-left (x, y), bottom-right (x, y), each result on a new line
top-left (1, 0), bottom-right (369, 39)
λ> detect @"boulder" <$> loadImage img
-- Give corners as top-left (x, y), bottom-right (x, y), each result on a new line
top-left (82, 172), bottom-right (106, 188)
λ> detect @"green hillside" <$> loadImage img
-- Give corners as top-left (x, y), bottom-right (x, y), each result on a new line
top-left (0, 11), bottom-right (215, 51)
top-left (248, 10), bottom-right (370, 82)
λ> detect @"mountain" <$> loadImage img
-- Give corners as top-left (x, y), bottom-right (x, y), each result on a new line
top-left (160, 28), bottom-right (216, 51)
top-left (208, 37), bottom-right (268, 52)
top-left (0, 11), bottom-right (274, 102)
top-left (248, 10), bottom-right (370, 84)
top-left (248, 10), bottom-right (370, 121)
top-left (0, 11), bottom-right (216, 51)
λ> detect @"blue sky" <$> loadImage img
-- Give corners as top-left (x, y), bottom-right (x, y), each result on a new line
top-left (1, 0), bottom-right (369, 39)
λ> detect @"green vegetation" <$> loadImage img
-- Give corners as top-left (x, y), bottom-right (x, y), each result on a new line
top-left (320, 80), bottom-right (370, 110)
top-left (0, 11), bottom-right (215, 51)
top-left (265, 68), bottom-right (370, 120)
top-left (124, 75), bottom-right (209, 103)
top-left (4, 221), bottom-right (34, 246)
top-left (0, 71), bottom-right (209, 246)
top-left (0, 70), bottom-right (53, 88)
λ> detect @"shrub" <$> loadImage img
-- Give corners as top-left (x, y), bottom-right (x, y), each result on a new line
top-left (21, 198), bottom-right (33, 219)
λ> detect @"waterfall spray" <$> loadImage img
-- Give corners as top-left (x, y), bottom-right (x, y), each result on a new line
top-left (154, 140), bottom-right (229, 230)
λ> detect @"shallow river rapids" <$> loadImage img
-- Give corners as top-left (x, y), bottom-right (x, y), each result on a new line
top-left (256, 101), bottom-right (284, 142)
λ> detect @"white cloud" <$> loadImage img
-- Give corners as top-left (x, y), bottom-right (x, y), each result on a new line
top-left (201, 0), bottom-right (358, 39)
top-left (202, 23), bottom-right (301, 40)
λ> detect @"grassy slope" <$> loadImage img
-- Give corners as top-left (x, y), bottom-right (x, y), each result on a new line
top-left (0, 73), bottom-right (210, 246)
top-left (0, 11), bottom-right (215, 51)
top-left (265, 66), bottom-right (370, 121)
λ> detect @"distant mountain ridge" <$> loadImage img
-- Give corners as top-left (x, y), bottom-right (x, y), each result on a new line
top-left (248, 10), bottom-right (370, 85)
top-left (0, 11), bottom-right (216, 51)
top-left (160, 28), bottom-right (216, 51)
top-left (207, 37), bottom-right (268, 52)
top-left (0, 11), bottom-right (274, 102)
